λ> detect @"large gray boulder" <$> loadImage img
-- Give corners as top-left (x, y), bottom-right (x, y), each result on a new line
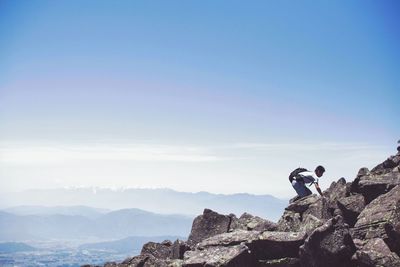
top-left (183, 244), bottom-right (255, 267)
top-left (302, 196), bottom-right (332, 221)
top-left (337, 194), bottom-right (365, 227)
top-left (299, 216), bottom-right (356, 267)
top-left (230, 212), bottom-right (278, 232)
top-left (278, 193), bottom-right (332, 233)
top-left (277, 210), bottom-right (302, 232)
top-left (352, 185), bottom-right (400, 254)
top-left (141, 240), bottom-right (172, 259)
top-left (370, 153), bottom-right (400, 175)
top-left (357, 167), bottom-right (370, 178)
top-left (119, 240), bottom-right (183, 266)
top-left (197, 230), bottom-right (260, 248)
top-left (171, 239), bottom-right (190, 260)
top-left (285, 195), bottom-right (319, 214)
top-left (277, 195), bottom-right (320, 232)
top-left (251, 231), bottom-right (306, 260)
top-left (299, 214), bottom-right (324, 235)
top-left (196, 229), bottom-right (306, 263)
top-left (187, 209), bottom-right (233, 247)
top-left (351, 154), bottom-right (400, 203)
top-left (197, 229), bottom-right (306, 260)
top-left (278, 212), bottom-right (323, 235)
top-left (120, 253), bottom-right (168, 267)
top-left (167, 259), bottom-right (184, 267)
top-left (323, 177), bottom-right (349, 211)
top-left (353, 238), bottom-right (400, 267)
top-left (258, 258), bottom-right (300, 267)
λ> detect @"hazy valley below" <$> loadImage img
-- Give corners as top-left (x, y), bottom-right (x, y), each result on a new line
top-left (0, 189), bottom-right (287, 266)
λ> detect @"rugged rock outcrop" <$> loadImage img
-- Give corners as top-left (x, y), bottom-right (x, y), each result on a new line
top-left (337, 194), bottom-right (365, 227)
top-left (82, 146), bottom-right (400, 267)
top-left (183, 244), bottom-right (255, 267)
top-left (171, 239), bottom-right (190, 260)
top-left (352, 238), bottom-right (400, 267)
top-left (352, 184), bottom-right (400, 254)
top-left (140, 240), bottom-right (173, 259)
top-left (187, 209), bottom-right (233, 247)
top-left (196, 230), bottom-right (306, 260)
top-left (351, 154), bottom-right (400, 204)
top-left (299, 215), bottom-right (356, 267)
top-left (230, 213), bottom-right (278, 232)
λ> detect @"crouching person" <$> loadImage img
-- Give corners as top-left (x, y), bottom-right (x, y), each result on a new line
top-left (289, 165), bottom-right (325, 199)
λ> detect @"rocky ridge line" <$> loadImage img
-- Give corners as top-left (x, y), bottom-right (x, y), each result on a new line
top-left (82, 147), bottom-right (400, 267)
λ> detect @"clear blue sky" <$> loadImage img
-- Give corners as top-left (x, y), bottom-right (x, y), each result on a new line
top-left (0, 1), bottom-right (399, 196)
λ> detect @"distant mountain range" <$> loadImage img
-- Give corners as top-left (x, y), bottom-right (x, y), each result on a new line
top-left (3, 205), bottom-right (109, 219)
top-left (0, 189), bottom-right (287, 244)
top-left (0, 188), bottom-right (287, 221)
top-left (0, 207), bottom-right (193, 242)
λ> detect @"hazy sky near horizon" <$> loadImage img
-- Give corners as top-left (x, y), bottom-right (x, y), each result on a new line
top-left (0, 1), bottom-right (399, 198)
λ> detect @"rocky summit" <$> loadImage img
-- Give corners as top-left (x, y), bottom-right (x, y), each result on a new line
top-left (82, 148), bottom-right (400, 267)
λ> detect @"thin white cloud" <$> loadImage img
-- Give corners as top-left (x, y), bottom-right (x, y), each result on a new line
top-left (0, 141), bottom-right (387, 165)
top-left (0, 140), bottom-right (394, 196)
top-left (0, 143), bottom-right (227, 164)
top-left (229, 142), bottom-right (384, 152)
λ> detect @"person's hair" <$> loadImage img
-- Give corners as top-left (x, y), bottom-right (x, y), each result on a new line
top-left (315, 165), bottom-right (325, 173)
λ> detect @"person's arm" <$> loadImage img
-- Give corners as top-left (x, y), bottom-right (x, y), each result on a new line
top-left (314, 182), bottom-right (323, 196)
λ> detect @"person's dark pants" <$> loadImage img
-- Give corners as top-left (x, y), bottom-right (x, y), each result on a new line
top-left (292, 180), bottom-right (313, 198)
